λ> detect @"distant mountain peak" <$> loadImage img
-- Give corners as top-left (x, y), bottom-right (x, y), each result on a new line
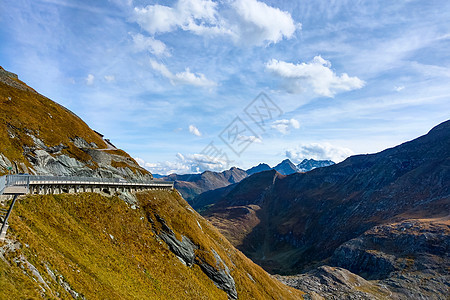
top-left (274, 159), bottom-right (297, 175)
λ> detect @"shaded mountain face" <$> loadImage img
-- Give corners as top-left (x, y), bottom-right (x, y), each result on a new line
top-left (0, 67), bottom-right (302, 299)
top-left (273, 159), bottom-right (298, 175)
top-left (161, 167), bottom-right (248, 203)
top-left (201, 120), bottom-right (450, 283)
top-left (246, 163), bottom-right (272, 176)
top-left (0, 67), bottom-right (150, 181)
top-left (297, 158), bottom-right (335, 172)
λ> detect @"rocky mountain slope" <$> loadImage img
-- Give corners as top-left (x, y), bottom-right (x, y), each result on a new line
top-left (0, 67), bottom-right (303, 299)
top-left (297, 159), bottom-right (334, 172)
top-left (0, 66), bottom-right (150, 181)
top-left (201, 120), bottom-right (450, 298)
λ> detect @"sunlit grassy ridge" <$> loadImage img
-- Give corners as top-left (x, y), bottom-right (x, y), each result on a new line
top-left (0, 190), bottom-right (303, 299)
top-left (0, 67), bottom-right (148, 176)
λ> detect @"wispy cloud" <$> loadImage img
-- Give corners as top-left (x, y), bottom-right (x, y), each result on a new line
top-left (130, 33), bottom-right (170, 57)
top-left (189, 125), bottom-right (202, 137)
top-left (85, 74), bottom-right (95, 85)
top-left (266, 56), bottom-right (365, 96)
top-left (271, 118), bottom-right (300, 134)
top-left (104, 75), bottom-right (115, 82)
top-left (150, 60), bottom-right (217, 87)
top-left (394, 85), bottom-right (405, 92)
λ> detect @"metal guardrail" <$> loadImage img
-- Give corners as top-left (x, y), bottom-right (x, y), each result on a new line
top-left (0, 175), bottom-right (173, 195)
top-left (6, 175), bottom-right (30, 187)
top-left (0, 176), bottom-right (6, 195)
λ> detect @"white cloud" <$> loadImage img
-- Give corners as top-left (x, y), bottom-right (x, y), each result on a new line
top-left (231, 0), bottom-right (299, 45)
top-left (394, 85), bottom-right (405, 92)
top-left (150, 59), bottom-right (217, 87)
top-left (238, 135), bottom-right (262, 143)
top-left (131, 33), bottom-right (170, 57)
top-left (189, 124), bottom-right (202, 136)
top-left (133, 0), bottom-right (299, 46)
top-left (271, 118), bottom-right (300, 135)
top-left (104, 75), bottom-right (115, 82)
top-left (266, 56), bottom-right (365, 97)
top-left (286, 142), bottom-right (354, 163)
top-left (135, 152), bottom-right (232, 175)
top-left (133, 0), bottom-right (223, 36)
top-left (85, 74), bottom-right (95, 85)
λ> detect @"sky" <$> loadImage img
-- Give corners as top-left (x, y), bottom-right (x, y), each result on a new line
top-left (1, 0), bottom-right (449, 175)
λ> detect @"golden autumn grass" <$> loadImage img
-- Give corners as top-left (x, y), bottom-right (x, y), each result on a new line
top-left (0, 190), bottom-right (304, 299)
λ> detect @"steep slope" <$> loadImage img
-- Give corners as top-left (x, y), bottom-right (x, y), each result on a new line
top-left (273, 159), bottom-right (297, 175)
top-left (297, 159), bottom-right (334, 172)
top-left (0, 190), bottom-right (303, 299)
top-left (162, 167), bottom-right (248, 203)
top-left (0, 66), bottom-right (150, 180)
top-left (202, 120), bottom-right (450, 280)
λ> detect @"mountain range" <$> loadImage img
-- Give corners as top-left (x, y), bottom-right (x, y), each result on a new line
top-left (199, 120), bottom-right (450, 298)
top-left (159, 159), bottom-right (335, 203)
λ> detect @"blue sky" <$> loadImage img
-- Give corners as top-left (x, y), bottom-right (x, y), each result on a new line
top-left (1, 0), bottom-right (449, 174)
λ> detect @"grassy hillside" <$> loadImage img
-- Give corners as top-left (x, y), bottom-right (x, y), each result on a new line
top-left (0, 66), bottom-right (148, 177)
top-left (0, 190), bottom-right (303, 299)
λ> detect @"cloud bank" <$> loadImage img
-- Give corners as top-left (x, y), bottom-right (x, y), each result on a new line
top-left (286, 142), bottom-right (354, 163)
top-left (133, 0), bottom-right (300, 46)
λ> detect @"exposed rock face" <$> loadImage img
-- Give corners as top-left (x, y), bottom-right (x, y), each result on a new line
top-left (21, 136), bottom-right (152, 181)
top-left (150, 212), bottom-right (237, 299)
top-left (275, 266), bottom-right (390, 300)
top-left (331, 219), bottom-right (450, 298)
top-left (278, 219), bottom-right (450, 299)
